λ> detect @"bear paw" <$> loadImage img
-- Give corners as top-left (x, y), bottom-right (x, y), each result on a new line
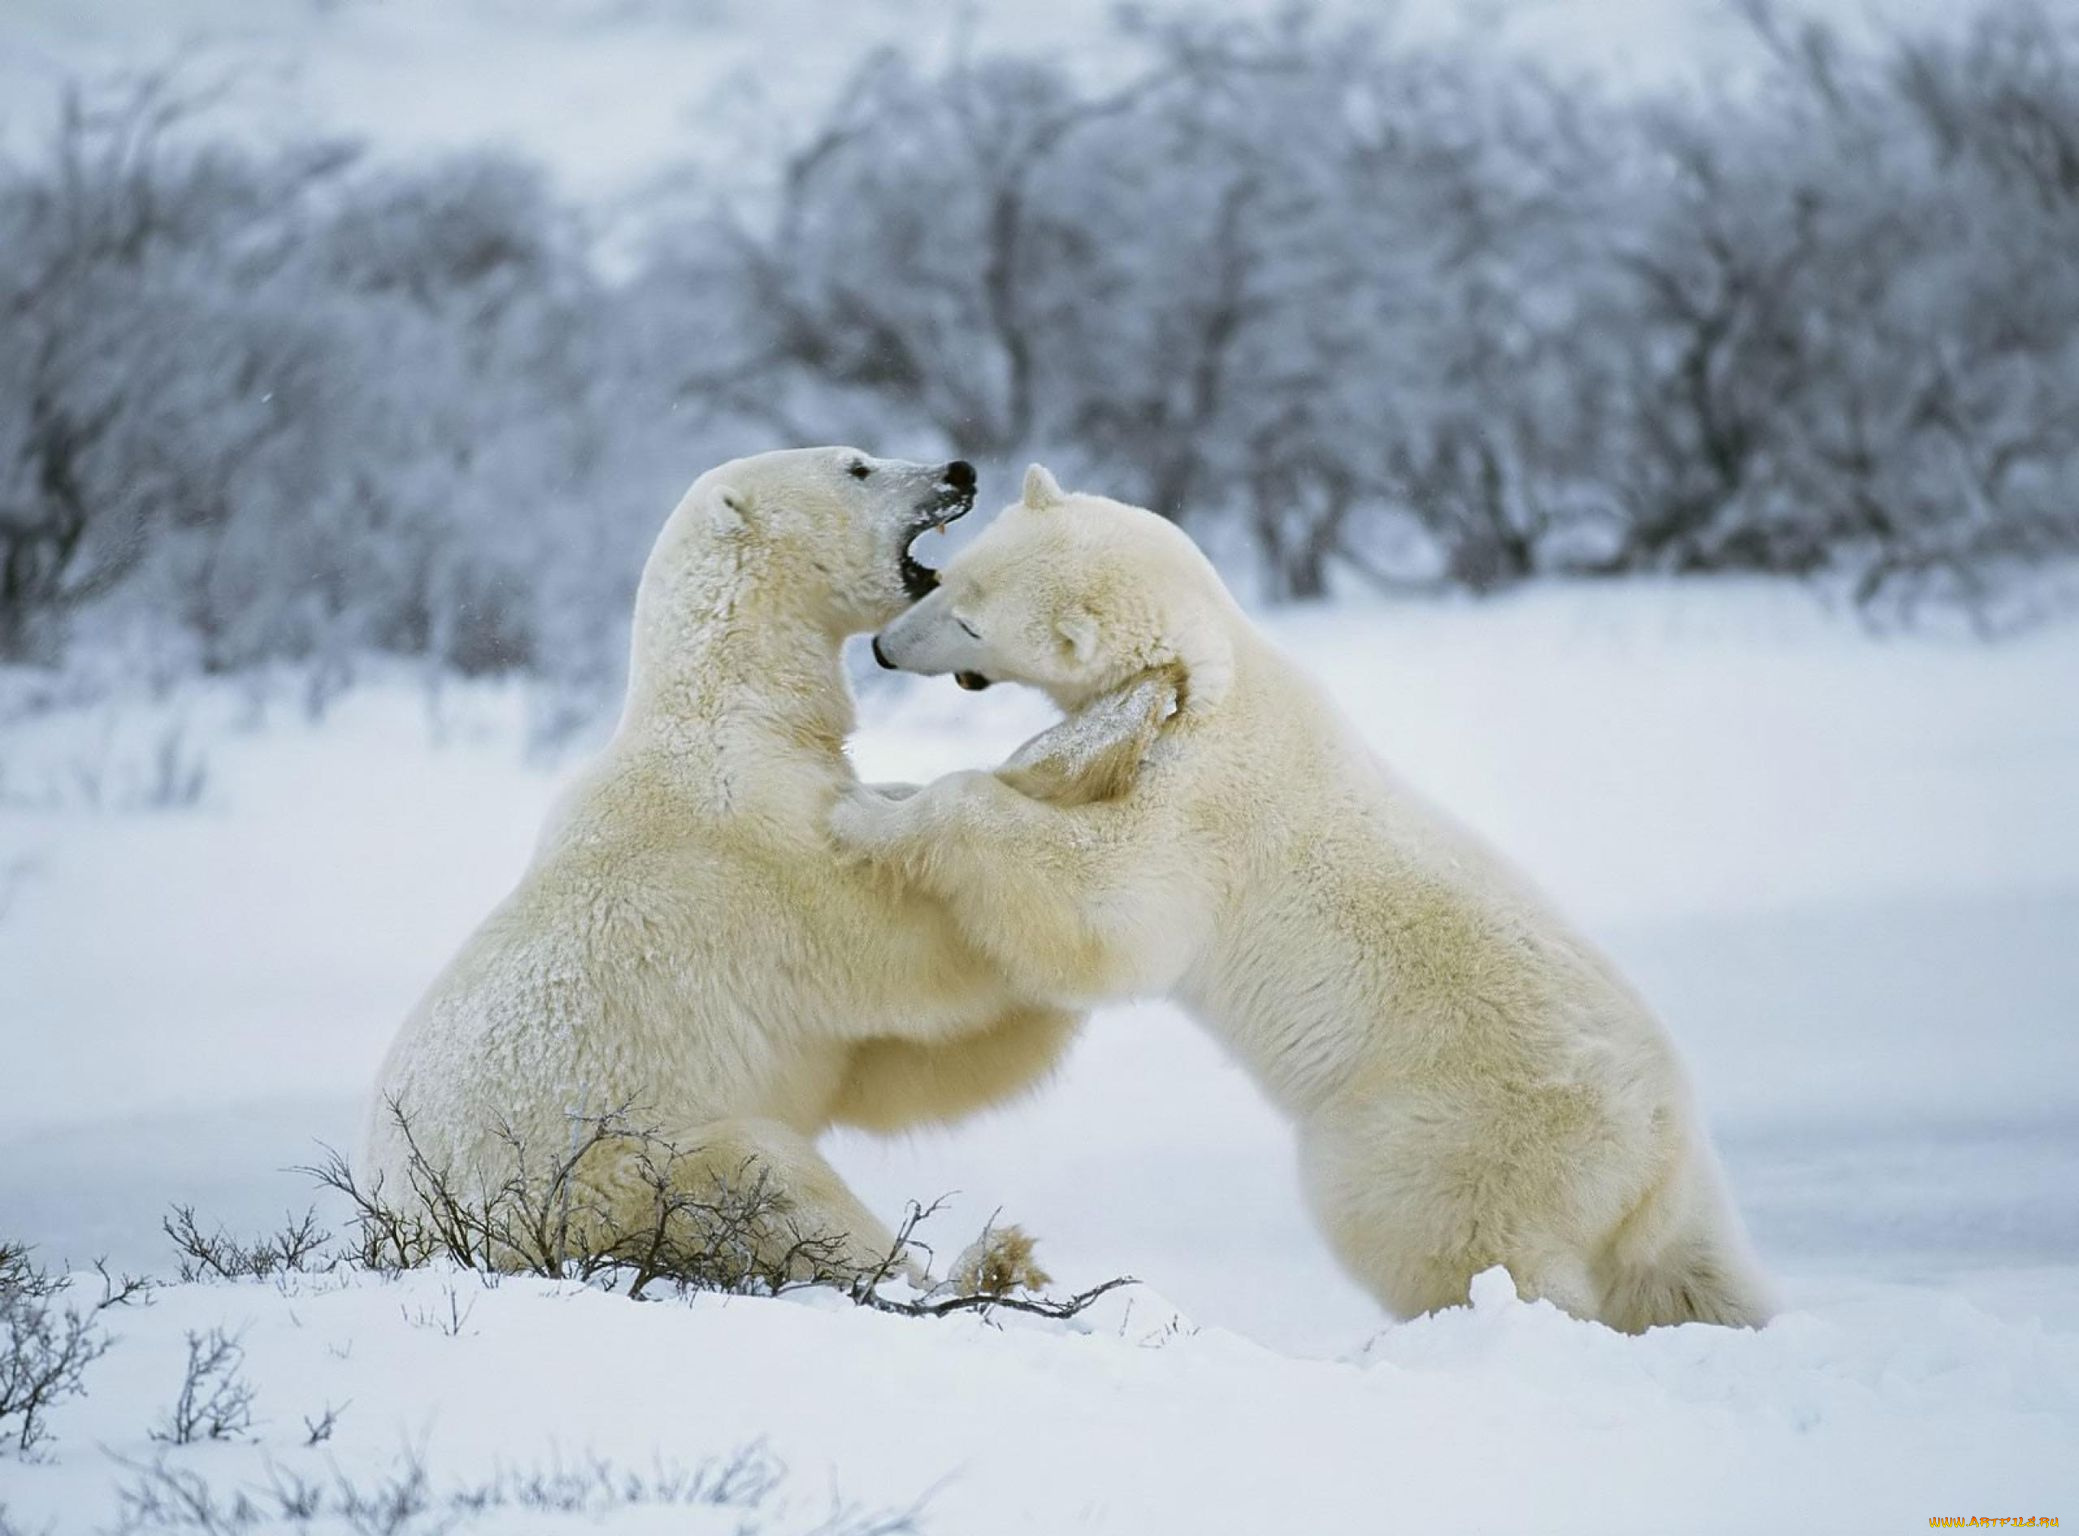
top-left (946, 1222), bottom-right (1052, 1297)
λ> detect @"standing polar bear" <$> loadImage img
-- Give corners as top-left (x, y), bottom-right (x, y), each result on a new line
top-left (834, 465), bottom-right (1773, 1331)
top-left (364, 449), bottom-right (1078, 1275)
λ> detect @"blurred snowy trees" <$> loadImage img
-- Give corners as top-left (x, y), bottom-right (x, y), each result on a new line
top-left (725, 1), bottom-right (2079, 608)
top-left (2, 0), bottom-right (2075, 686)
top-left (0, 83), bottom-right (720, 686)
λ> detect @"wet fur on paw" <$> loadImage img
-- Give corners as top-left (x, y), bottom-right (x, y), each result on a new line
top-left (947, 1222), bottom-right (1052, 1296)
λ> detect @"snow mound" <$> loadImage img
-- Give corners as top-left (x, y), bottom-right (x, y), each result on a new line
top-left (4, 1265), bottom-right (2073, 1533)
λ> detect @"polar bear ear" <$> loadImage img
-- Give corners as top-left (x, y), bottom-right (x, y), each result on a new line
top-left (1056, 606), bottom-right (1100, 663)
top-left (1022, 463), bottom-right (1065, 510)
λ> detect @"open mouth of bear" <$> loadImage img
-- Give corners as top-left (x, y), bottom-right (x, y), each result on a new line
top-left (953, 671), bottom-right (993, 691)
top-left (899, 487), bottom-right (975, 601)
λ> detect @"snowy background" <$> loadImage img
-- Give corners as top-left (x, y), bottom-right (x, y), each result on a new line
top-left (3, 1), bottom-right (2078, 1531)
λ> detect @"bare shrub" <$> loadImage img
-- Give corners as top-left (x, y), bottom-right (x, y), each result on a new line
top-left (400, 1283), bottom-right (475, 1337)
top-left (0, 1243), bottom-right (143, 1458)
top-left (163, 1208), bottom-right (333, 1283)
top-left (151, 1328), bottom-right (255, 1446)
top-left (109, 1441), bottom-right (924, 1535)
top-left (140, 721), bottom-right (209, 810)
top-left (305, 1102), bottom-right (854, 1296)
top-left (300, 1400), bottom-right (347, 1447)
top-left (849, 1200), bottom-right (1132, 1323)
top-left (305, 1101), bottom-right (1133, 1321)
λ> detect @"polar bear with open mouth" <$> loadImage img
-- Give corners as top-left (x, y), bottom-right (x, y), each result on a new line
top-left (365, 449), bottom-right (1077, 1277)
top-left (835, 465), bottom-right (1773, 1330)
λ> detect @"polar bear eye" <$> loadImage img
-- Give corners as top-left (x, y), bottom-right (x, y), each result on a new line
top-left (848, 461), bottom-right (872, 480)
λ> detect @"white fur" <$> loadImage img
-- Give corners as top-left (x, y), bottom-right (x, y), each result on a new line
top-left (837, 468), bottom-right (1773, 1330)
top-left (363, 449), bottom-right (1077, 1273)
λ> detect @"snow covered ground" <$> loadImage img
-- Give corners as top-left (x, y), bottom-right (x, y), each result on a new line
top-left (2, 1263), bottom-right (2074, 1533)
top-left (3, 581), bottom-right (2077, 1529)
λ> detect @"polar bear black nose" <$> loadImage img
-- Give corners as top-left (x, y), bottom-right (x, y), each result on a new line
top-left (871, 635), bottom-right (897, 670)
top-left (942, 460), bottom-right (976, 494)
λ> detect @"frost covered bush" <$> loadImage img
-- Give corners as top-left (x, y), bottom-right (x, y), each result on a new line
top-left (151, 1327), bottom-right (255, 1446)
top-left (307, 1103), bottom-right (862, 1298)
top-left (0, 78), bottom-right (720, 690)
top-left (109, 1441), bottom-right (925, 1536)
top-left (0, 1243), bottom-right (146, 1457)
top-left (162, 1208), bottom-right (333, 1283)
top-left (4, 1), bottom-right (2074, 693)
top-left (719, 0), bottom-right (2079, 605)
top-left (1594, 1), bottom-right (2079, 621)
top-left (303, 1103), bottom-right (1131, 1321)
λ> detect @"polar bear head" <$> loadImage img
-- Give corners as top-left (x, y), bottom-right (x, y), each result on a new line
top-left (642, 447), bottom-right (977, 642)
top-left (871, 463), bottom-right (1236, 712)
